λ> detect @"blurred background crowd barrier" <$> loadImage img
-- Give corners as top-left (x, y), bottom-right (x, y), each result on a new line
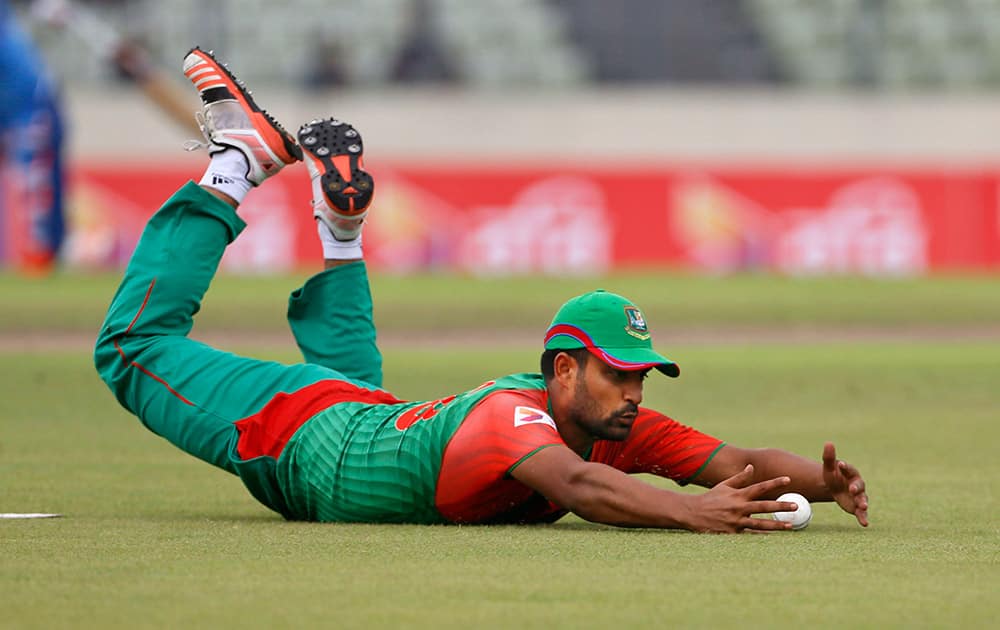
top-left (3, 0), bottom-right (1000, 275)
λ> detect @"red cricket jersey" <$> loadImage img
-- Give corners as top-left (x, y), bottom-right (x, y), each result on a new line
top-left (434, 388), bottom-right (724, 524)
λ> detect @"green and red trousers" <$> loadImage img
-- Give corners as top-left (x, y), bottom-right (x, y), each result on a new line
top-left (93, 182), bottom-right (387, 517)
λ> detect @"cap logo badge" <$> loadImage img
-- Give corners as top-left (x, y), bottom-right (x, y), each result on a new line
top-left (623, 306), bottom-right (651, 340)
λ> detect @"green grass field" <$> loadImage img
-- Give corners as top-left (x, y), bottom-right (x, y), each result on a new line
top-left (2, 272), bottom-right (998, 628)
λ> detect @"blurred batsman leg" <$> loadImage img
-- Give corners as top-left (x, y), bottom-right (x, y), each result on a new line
top-left (3, 96), bottom-right (65, 274)
top-left (0, 14), bottom-right (66, 276)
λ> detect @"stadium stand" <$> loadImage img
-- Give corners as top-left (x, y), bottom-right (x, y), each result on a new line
top-left (19, 0), bottom-right (585, 86)
top-left (16, 0), bottom-right (1000, 90)
top-left (748, 0), bottom-right (1000, 89)
top-left (552, 0), bottom-right (781, 83)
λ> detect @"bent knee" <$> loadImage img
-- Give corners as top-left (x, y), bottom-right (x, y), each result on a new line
top-left (93, 325), bottom-right (123, 389)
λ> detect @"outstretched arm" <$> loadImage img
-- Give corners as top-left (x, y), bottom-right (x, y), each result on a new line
top-left (510, 445), bottom-right (800, 533)
top-left (691, 442), bottom-right (869, 527)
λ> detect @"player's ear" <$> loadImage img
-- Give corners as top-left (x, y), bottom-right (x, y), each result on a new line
top-left (552, 351), bottom-right (580, 387)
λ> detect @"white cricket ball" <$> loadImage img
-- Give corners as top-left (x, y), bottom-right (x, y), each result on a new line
top-left (773, 492), bottom-right (812, 530)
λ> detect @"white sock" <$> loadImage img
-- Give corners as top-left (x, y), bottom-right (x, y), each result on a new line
top-left (318, 221), bottom-right (363, 260)
top-left (199, 149), bottom-right (253, 204)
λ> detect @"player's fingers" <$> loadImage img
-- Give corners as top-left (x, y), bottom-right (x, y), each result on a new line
top-left (719, 464), bottom-right (755, 488)
top-left (749, 499), bottom-right (800, 515)
top-left (743, 475), bottom-right (791, 498)
top-left (856, 505), bottom-right (870, 527)
top-left (848, 487), bottom-right (869, 526)
top-left (822, 442), bottom-right (837, 470)
top-left (839, 460), bottom-right (862, 480)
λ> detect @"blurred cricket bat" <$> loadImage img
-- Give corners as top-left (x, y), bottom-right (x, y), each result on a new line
top-left (31, 0), bottom-right (201, 135)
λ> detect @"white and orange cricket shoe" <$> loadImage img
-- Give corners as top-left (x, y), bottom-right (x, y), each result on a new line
top-left (182, 47), bottom-right (302, 185)
top-left (297, 118), bottom-right (374, 241)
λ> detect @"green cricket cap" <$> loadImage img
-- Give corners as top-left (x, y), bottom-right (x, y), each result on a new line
top-left (543, 290), bottom-right (680, 378)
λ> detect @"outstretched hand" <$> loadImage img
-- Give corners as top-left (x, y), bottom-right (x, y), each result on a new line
top-left (822, 442), bottom-right (869, 527)
top-left (689, 465), bottom-right (798, 533)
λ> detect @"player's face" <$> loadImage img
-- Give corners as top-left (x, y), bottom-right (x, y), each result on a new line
top-left (568, 358), bottom-right (647, 441)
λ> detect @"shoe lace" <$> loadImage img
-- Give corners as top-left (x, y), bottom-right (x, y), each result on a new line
top-left (182, 111), bottom-right (213, 152)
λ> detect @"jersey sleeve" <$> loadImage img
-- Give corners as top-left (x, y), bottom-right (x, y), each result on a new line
top-left (435, 390), bottom-right (566, 523)
top-left (590, 408), bottom-right (724, 485)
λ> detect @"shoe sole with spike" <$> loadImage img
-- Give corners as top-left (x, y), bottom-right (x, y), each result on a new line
top-left (298, 118), bottom-right (374, 216)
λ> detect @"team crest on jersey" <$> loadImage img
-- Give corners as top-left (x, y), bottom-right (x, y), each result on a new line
top-left (623, 306), bottom-right (651, 340)
top-left (513, 406), bottom-right (557, 431)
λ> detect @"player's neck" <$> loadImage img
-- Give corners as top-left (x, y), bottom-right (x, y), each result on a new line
top-left (548, 395), bottom-right (594, 457)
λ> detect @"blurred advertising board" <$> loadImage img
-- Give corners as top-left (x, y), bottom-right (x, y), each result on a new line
top-left (31, 162), bottom-right (1000, 274)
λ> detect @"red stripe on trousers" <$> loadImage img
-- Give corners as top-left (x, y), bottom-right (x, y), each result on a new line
top-left (113, 278), bottom-right (195, 406)
top-left (234, 380), bottom-right (403, 460)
